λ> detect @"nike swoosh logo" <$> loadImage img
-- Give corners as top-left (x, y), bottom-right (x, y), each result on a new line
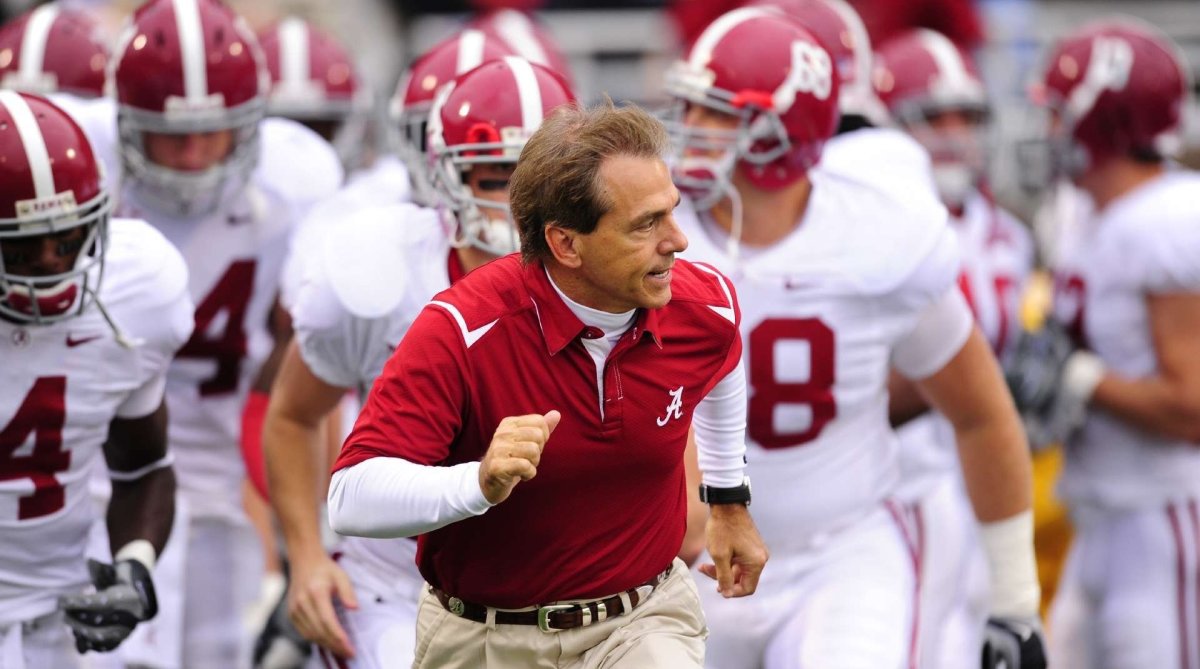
top-left (66, 334), bottom-right (103, 347)
top-left (783, 277), bottom-right (815, 290)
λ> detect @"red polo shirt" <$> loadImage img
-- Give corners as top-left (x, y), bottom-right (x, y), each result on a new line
top-left (334, 255), bottom-right (742, 608)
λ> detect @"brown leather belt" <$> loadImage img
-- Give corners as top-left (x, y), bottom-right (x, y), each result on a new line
top-left (430, 564), bottom-right (673, 632)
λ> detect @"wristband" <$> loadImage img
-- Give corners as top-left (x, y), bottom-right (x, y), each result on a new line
top-left (698, 476), bottom-right (752, 506)
top-left (115, 539), bottom-right (157, 572)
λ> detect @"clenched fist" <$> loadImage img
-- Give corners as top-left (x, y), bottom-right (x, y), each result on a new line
top-left (478, 410), bottom-right (561, 504)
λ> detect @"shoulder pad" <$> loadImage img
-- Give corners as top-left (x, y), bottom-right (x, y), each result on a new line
top-left (321, 203), bottom-right (443, 319)
top-left (256, 117), bottom-right (345, 207)
top-left (101, 218), bottom-right (189, 310)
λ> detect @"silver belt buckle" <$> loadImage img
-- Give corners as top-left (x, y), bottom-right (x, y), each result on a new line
top-left (537, 603), bottom-right (576, 633)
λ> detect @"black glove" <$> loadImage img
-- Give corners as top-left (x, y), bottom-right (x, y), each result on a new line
top-left (1004, 320), bottom-right (1075, 415)
top-left (58, 559), bottom-right (158, 653)
top-left (253, 581), bottom-right (312, 669)
top-left (982, 617), bottom-right (1047, 669)
top-left (1004, 321), bottom-right (1102, 449)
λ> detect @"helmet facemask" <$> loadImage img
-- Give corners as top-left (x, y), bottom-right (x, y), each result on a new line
top-left (0, 190), bottom-right (110, 325)
top-left (897, 101), bottom-right (991, 208)
top-left (428, 114), bottom-right (524, 257)
top-left (118, 97), bottom-right (264, 219)
top-left (665, 61), bottom-right (795, 211)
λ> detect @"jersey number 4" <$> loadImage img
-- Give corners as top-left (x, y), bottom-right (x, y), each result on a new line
top-left (178, 260), bottom-right (258, 396)
top-left (0, 376), bottom-right (69, 520)
top-left (748, 317), bottom-right (837, 449)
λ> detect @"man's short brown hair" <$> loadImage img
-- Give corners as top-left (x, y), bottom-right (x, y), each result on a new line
top-left (510, 101), bottom-right (669, 263)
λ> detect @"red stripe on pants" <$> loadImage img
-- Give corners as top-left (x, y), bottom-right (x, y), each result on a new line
top-left (1168, 503), bottom-right (1191, 669)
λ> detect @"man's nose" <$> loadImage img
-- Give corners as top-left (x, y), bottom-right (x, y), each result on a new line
top-left (29, 238), bottom-right (71, 276)
top-left (661, 215), bottom-right (688, 254)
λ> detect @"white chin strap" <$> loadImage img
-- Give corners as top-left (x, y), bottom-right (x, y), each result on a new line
top-left (475, 216), bottom-right (520, 256)
top-left (932, 163), bottom-right (975, 210)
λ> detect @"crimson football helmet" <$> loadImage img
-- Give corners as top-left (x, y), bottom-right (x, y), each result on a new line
top-left (389, 29), bottom-right (515, 206)
top-left (468, 9), bottom-right (575, 87)
top-left (874, 28), bottom-right (990, 207)
top-left (749, 0), bottom-right (887, 126)
top-left (259, 16), bottom-right (369, 170)
top-left (426, 56), bottom-right (574, 256)
top-left (0, 91), bottom-right (110, 325)
top-left (664, 7), bottom-right (839, 208)
top-left (0, 3), bottom-right (108, 98)
top-left (110, 0), bottom-right (268, 218)
top-left (1031, 17), bottom-right (1190, 179)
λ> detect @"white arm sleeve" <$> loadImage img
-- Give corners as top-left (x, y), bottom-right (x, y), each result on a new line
top-left (327, 458), bottom-right (494, 538)
top-left (892, 287), bottom-right (975, 380)
top-left (114, 370), bottom-right (167, 419)
top-left (693, 358), bottom-right (748, 488)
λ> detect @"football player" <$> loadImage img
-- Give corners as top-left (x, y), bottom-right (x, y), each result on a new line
top-left (90, 0), bottom-right (343, 666)
top-left (1008, 19), bottom-right (1200, 669)
top-left (874, 28), bottom-right (1035, 669)
top-left (0, 91), bottom-right (192, 667)
top-left (665, 8), bottom-right (1044, 668)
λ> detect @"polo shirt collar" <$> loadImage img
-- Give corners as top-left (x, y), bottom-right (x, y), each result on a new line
top-left (523, 260), bottom-right (663, 355)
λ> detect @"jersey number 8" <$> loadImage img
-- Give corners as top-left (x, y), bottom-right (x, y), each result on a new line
top-left (748, 317), bottom-right (837, 449)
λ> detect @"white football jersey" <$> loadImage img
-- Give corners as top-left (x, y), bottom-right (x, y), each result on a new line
top-left (677, 165), bottom-right (964, 553)
top-left (820, 126), bottom-right (937, 196)
top-left (896, 190), bottom-right (1034, 499)
top-left (289, 202), bottom-right (450, 596)
top-left (257, 117), bottom-right (346, 212)
top-left (1052, 170), bottom-right (1200, 509)
top-left (118, 164), bottom-right (314, 521)
top-left (281, 155), bottom-right (414, 311)
top-left (0, 219), bottom-right (192, 626)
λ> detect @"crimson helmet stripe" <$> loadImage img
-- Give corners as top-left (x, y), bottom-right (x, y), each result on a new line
top-left (456, 29), bottom-right (486, 75)
top-left (18, 4), bottom-right (59, 82)
top-left (503, 56), bottom-right (543, 133)
top-left (171, 0), bottom-right (208, 99)
top-left (279, 17), bottom-right (310, 87)
top-left (0, 90), bottom-right (55, 198)
top-left (689, 8), bottom-right (767, 68)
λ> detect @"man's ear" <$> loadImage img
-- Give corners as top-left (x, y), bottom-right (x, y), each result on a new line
top-left (545, 224), bottom-right (582, 269)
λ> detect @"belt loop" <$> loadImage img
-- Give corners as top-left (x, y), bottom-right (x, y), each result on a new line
top-left (485, 607), bottom-right (497, 630)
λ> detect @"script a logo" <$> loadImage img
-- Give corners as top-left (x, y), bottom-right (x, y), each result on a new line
top-left (656, 386), bottom-right (684, 427)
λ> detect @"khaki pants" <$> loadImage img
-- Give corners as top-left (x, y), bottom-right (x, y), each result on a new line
top-left (413, 558), bottom-right (707, 668)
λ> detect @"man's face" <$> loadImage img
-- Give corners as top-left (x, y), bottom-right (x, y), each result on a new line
top-left (464, 162), bottom-right (516, 221)
top-left (567, 155), bottom-right (686, 313)
top-left (1, 227), bottom-right (87, 278)
top-left (911, 107), bottom-right (987, 165)
top-left (142, 129), bottom-right (236, 172)
top-left (682, 104), bottom-right (739, 158)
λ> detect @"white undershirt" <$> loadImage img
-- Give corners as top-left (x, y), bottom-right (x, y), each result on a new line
top-left (546, 267), bottom-right (636, 420)
top-left (327, 271), bottom-right (749, 539)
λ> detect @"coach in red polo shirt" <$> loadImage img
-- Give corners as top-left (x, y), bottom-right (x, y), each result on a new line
top-left (327, 102), bottom-right (768, 667)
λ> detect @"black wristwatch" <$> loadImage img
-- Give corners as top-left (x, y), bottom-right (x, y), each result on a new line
top-left (698, 476), bottom-right (751, 506)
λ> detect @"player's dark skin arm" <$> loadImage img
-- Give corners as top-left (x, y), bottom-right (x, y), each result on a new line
top-left (887, 369), bottom-right (931, 427)
top-left (103, 400), bottom-right (175, 556)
